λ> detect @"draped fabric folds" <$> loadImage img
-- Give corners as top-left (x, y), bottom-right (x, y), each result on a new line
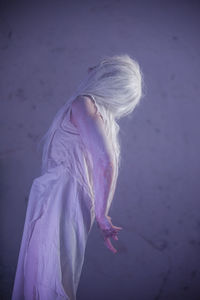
top-left (11, 94), bottom-right (118, 300)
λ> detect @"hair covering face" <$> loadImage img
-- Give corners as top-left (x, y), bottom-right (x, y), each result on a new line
top-left (37, 54), bottom-right (144, 205)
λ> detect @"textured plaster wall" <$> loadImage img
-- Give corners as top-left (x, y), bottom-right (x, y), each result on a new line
top-left (0, 0), bottom-right (200, 299)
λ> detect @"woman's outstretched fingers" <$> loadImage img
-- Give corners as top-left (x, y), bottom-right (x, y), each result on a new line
top-left (105, 238), bottom-right (117, 254)
top-left (113, 235), bottom-right (118, 240)
top-left (113, 225), bottom-right (123, 230)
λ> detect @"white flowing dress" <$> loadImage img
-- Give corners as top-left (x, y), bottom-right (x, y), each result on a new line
top-left (11, 95), bottom-right (107, 300)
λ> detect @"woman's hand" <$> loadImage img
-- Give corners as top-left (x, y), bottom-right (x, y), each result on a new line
top-left (96, 215), bottom-right (123, 254)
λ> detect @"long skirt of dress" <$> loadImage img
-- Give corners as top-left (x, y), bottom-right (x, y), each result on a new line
top-left (11, 165), bottom-right (95, 300)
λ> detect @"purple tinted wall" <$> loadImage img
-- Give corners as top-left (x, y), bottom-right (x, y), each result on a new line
top-left (0, 0), bottom-right (200, 299)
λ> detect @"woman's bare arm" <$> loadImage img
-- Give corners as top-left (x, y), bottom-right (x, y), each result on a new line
top-left (71, 95), bottom-right (114, 221)
top-left (71, 95), bottom-right (123, 254)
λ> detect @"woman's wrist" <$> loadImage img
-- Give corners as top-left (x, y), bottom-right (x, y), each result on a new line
top-left (96, 215), bottom-right (112, 230)
top-left (96, 214), bottom-right (107, 223)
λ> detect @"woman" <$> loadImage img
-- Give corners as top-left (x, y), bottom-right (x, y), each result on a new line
top-left (12, 54), bottom-right (143, 300)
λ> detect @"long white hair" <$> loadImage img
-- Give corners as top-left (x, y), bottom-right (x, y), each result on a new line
top-left (37, 54), bottom-right (144, 176)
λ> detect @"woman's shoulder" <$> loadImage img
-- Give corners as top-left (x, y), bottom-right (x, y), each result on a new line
top-left (71, 95), bottom-right (102, 120)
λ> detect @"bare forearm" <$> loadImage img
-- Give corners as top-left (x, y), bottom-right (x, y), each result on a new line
top-left (93, 160), bottom-right (115, 222)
